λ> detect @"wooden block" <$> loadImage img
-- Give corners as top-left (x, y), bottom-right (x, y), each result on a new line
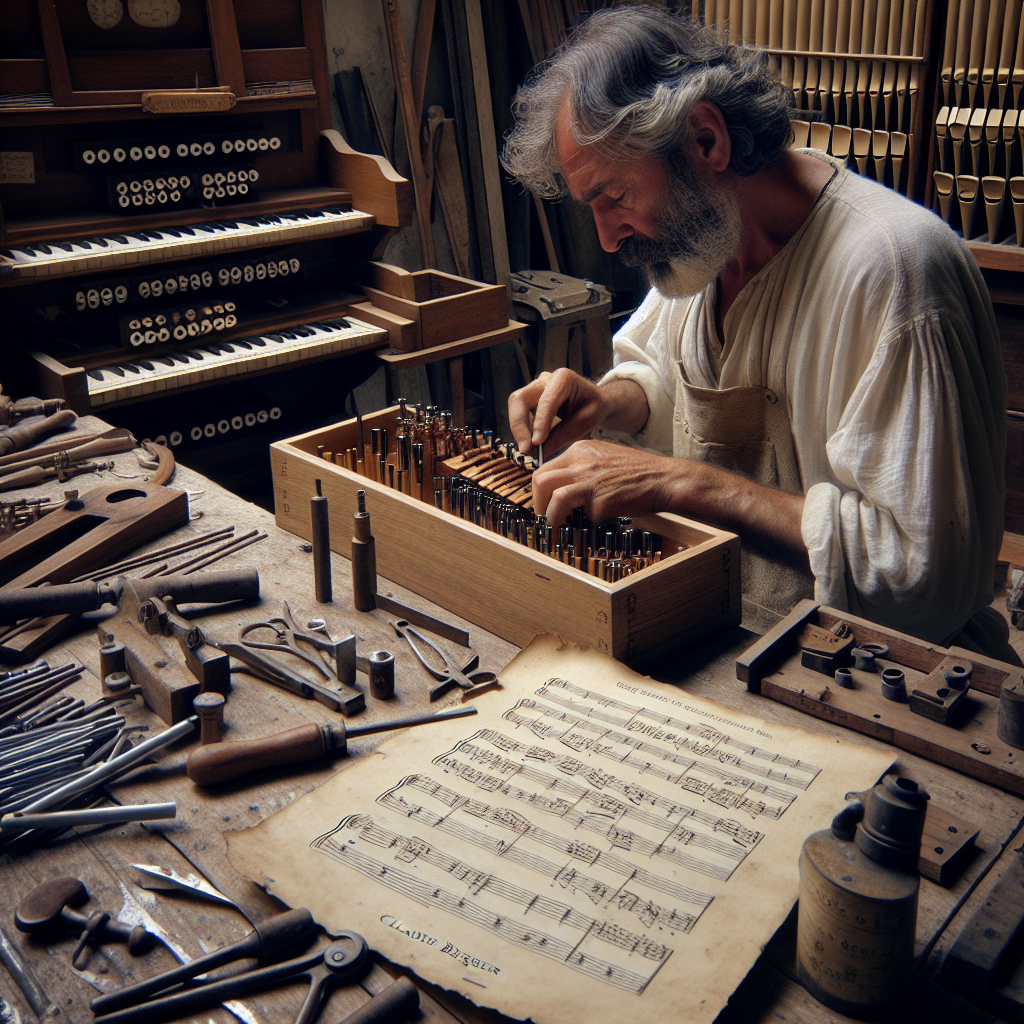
top-left (349, 301), bottom-right (419, 352)
top-left (271, 409), bottom-right (741, 671)
top-left (735, 599), bottom-right (818, 692)
top-left (98, 616), bottom-right (200, 725)
top-left (798, 621), bottom-right (856, 675)
top-left (938, 851), bottom-right (1024, 1006)
top-left (919, 801), bottom-right (980, 887)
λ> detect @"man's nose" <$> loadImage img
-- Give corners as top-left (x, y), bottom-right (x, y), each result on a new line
top-left (592, 210), bottom-right (633, 252)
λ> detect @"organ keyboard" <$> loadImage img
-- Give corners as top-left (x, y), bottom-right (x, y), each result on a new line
top-left (0, 0), bottom-right (412, 502)
top-left (0, 205), bottom-right (373, 281)
top-left (84, 316), bottom-right (386, 406)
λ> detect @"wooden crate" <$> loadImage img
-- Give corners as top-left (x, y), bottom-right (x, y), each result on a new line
top-left (360, 265), bottom-right (508, 351)
top-left (271, 408), bottom-right (741, 670)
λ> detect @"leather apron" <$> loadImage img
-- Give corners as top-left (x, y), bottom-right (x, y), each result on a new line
top-left (673, 371), bottom-right (815, 633)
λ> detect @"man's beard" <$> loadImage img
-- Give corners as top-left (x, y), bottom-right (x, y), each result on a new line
top-left (619, 165), bottom-right (742, 298)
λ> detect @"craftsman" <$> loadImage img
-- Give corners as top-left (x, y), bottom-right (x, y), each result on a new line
top-left (502, 7), bottom-right (1016, 662)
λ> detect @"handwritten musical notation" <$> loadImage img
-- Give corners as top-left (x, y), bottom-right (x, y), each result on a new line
top-left (311, 673), bottom-right (832, 995)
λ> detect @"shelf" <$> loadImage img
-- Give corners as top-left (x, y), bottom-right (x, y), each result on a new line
top-left (376, 321), bottom-right (525, 368)
top-left (967, 240), bottom-right (1024, 273)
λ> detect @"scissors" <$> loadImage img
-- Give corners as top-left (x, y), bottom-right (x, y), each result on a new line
top-left (392, 620), bottom-right (502, 702)
top-left (230, 603), bottom-right (363, 716)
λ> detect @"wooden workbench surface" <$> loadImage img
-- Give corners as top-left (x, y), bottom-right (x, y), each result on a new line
top-left (1, 419), bottom-right (1021, 1024)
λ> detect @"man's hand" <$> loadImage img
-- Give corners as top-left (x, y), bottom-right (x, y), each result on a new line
top-left (507, 369), bottom-right (648, 456)
top-left (533, 438), bottom-right (808, 560)
top-left (531, 439), bottom-right (678, 528)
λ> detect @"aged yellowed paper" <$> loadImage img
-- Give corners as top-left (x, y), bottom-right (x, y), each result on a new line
top-left (228, 635), bottom-right (893, 1024)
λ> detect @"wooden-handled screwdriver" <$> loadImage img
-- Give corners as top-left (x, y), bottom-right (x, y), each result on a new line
top-left (186, 705), bottom-right (478, 785)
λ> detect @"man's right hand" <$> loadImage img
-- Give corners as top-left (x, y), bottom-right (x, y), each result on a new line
top-left (507, 369), bottom-right (649, 455)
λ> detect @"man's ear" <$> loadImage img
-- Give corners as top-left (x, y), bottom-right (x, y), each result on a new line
top-left (687, 100), bottom-right (731, 174)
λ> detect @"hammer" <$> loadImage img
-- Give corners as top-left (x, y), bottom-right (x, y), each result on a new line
top-left (15, 877), bottom-right (155, 968)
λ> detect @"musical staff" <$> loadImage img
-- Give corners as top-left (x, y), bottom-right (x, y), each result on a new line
top-left (314, 815), bottom-right (673, 994)
top-left (306, 663), bottom-right (851, 1003)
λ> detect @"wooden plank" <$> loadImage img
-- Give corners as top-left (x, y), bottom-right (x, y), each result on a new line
top-left (375, 321), bottom-right (524, 367)
top-left (204, 0), bottom-right (247, 93)
top-left (300, 0), bottom-right (333, 130)
top-left (736, 599), bottom-right (820, 691)
top-left (349, 301), bottom-right (419, 353)
top-left (35, 0), bottom-right (72, 106)
top-left (321, 129), bottom-right (412, 229)
top-left (759, 659), bottom-right (1024, 795)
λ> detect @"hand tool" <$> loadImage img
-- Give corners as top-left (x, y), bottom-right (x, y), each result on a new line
top-left (350, 489), bottom-right (470, 645)
top-left (392, 620), bottom-right (501, 702)
top-left (0, 567), bottom-right (260, 625)
top-left (15, 877), bottom-right (155, 968)
top-left (0, 409), bottom-right (77, 458)
top-left (234, 603), bottom-right (362, 716)
top-left (0, 921), bottom-right (60, 1022)
top-left (1, 801), bottom-right (175, 834)
top-left (93, 932), bottom-right (369, 1024)
top-left (90, 907), bottom-right (315, 1015)
top-left (311, 479), bottom-right (332, 603)
top-left (186, 705), bottom-right (478, 785)
top-left (113, 881), bottom-right (259, 1024)
top-left (130, 863), bottom-right (239, 910)
top-left (339, 976), bottom-right (419, 1024)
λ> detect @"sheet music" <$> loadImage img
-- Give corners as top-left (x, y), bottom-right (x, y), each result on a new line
top-left (229, 635), bottom-right (893, 1024)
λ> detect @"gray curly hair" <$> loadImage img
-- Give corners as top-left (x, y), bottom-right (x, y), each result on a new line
top-left (502, 5), bottom-right (793, 198)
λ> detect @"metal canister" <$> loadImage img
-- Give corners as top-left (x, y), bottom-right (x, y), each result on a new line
top-left (797, 775), bottom-right (928, 1020)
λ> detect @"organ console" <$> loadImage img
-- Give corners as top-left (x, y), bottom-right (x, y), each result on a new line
top-left (0, 0), bottom-right (411, 500)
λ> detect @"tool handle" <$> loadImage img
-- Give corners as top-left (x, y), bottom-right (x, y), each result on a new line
top-left (0, 409), bottom-right (76, 457)
top-left (338, 977), bottom-right (419, 1024)
top-left (186, 723), bottom-right (327, 785)
top-left (0, 581), bottom-right (103, 623)
top-left (131, 568), bottom-right (260, 606)
top-left (90, 930), bottom-right (261, 1016)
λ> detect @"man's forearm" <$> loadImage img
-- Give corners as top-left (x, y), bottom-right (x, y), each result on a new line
top-left (661, 459), bottom-right (808, 560)
top-left (598, 378), bottom-right (651, 435)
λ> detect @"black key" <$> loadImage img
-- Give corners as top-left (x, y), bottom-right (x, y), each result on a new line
top-left (137, 360), bottom-right (154, 370)
top-left (127, 232), bottom-right (150, 241)
top-left (162, 228), bottom-right (182, 237)
top-left (156, 357), bottom-right (175, 367)
top-left (178, 226), bottom-right (196, 236)
top-left (110, 235), bottom-right (130, 244)
top-left (219, 343), bottom-right (236, 352)
top-left (74, 239), bottom-right (93, 250)
top-left (171, 352), bottom-right (191, 364)
top-left (87, 369), bottom-right (104, 381)
top-left (219, 221), bottom-right (238, 229)
top-left (266, 335), bottom-right (284, 343)
top-left (34, 243), bottom-right (52, 255)
top-left (233, 340), bottom-right (252, 350)
top-left (197, 225), bottom-right (217, 233)
top-left (55, 242), bottom-right (75, 252)
top-left (122, 363), bottom-right (141, 374)
top-left (86, 236), bottom-right (109, 247)
top-left (108, 365), bottom-right (126, 377)
top-left (250, 337), bottom-right (266, 347)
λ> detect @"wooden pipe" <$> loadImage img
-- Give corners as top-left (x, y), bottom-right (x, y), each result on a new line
top-left (933, 171), bottom-right (955, 222)
top-left (351, 489), bottom-right (377, 611)
top-left (889, 132), bottom-right (907, 192)
top-left (1010, 177), bottom-right (1024, 246)
top-left (956, 174), bottom-right (980, 239)
top-left (852, 128), bottom-right (871, 174)
top-left (982, 176), bottom-right (1007, 242)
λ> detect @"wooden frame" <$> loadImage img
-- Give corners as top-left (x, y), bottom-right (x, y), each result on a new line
top-left (271, 407), bottom-right (742, 671)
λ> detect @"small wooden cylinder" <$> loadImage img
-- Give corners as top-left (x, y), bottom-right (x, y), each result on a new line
top-left (193, 691), bottom-right (226, 745)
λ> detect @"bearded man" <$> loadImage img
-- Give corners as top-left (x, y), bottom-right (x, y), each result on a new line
top-left (502, 6), bottom-right (1016, 662)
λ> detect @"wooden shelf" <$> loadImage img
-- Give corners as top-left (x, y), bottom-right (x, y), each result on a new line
top-left (376, 321), bottom-right (525, 368)
top-left (0, 92), bottom-right (318, 128)
top-left (967, 240), bottom-right (1024, 273)
top-left (0, 185), bottom-right (358, 254)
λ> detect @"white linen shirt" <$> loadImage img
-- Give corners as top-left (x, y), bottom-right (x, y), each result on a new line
top-left (599, 162), bottom-right (1006, 644)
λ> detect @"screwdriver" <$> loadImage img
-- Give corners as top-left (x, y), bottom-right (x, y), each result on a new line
top-left (186, 705), bottom-right (477, 785)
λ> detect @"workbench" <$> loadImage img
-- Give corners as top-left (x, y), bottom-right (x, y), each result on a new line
top-left (1, 417), bottom-right (1022, 1024)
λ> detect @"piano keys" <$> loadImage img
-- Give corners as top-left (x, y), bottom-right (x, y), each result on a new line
top-left (0, 205), bottom-right (372, 281)
top-left (84, 315), bottom-right (387, 406)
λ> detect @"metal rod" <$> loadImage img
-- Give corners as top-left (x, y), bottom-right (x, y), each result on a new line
top-left (161, 530), bottom-right (260, 574)
top-left (69, 527), bottom-right (236, 582)
top-left (20, 717), bottom-right (197, 814)
top-left (346, 704), bottom-right (477, 739)
top-left (1, 801), bottom-right (176, 834)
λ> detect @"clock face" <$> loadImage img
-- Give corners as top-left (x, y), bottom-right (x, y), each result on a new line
top-left (127, 0), bottom-right (181, 28)
top-left (87, 0), bottom-right (123, 29)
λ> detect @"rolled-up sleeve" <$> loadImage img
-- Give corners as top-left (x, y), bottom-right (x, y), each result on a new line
top-left (596, 290), bottom-right (678, 454)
